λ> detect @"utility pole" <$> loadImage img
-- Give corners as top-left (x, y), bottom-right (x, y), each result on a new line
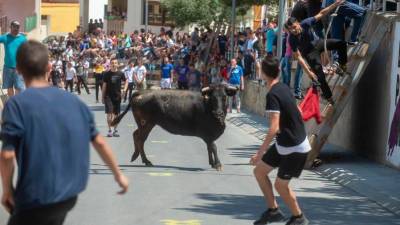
top-left (145, 0), bottom-right (149, 33)
top-left (277, 0), bottom-right (286, 60)
top-left (230, 0), bottom-right (236, 61)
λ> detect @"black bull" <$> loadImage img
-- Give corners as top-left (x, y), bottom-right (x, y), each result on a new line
top-left (111, 85), bottom-right (238, 171)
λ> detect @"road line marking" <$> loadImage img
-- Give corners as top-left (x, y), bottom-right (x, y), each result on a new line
top-left (151, 140), bottom-right (169, 144)
top-left (148, 172), bottom-right (174, 177)
top-left (161, 220), bottom-right (201, 225)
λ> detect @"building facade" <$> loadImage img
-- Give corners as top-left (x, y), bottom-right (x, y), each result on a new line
top-left (80, 0), bottom-right (175, 34)
top-left (0, 0), bottom-right (42, 39)
top-left (41, 0), bottom-right (80, 35)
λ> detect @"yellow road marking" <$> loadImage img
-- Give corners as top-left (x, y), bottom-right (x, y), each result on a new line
top-left (147, 172), bottom-right (174, 177)
top-left (161, 220), bottom-right (201, 225)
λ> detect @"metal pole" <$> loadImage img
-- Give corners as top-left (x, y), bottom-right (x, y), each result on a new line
top-left (145, 0), bottom-right (149, 32)
top-left (230, 0), bottom-right (236, 61)
top-left (277, 0), bottom-right (286, 60)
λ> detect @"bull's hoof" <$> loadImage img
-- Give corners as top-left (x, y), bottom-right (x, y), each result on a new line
top-left (311, 159), bottom-right (323, 169)
top-left (144, 161), bottom-right (154, 167)
top-left (212, 163), bottom-right (222, 171)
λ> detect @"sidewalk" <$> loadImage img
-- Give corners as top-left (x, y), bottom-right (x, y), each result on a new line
top-left (226, 110), bottom-right (400, 217)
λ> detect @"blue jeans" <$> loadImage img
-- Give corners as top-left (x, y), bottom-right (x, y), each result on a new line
top-left (294, 64), bottom-right (303, 96)
top-left (281, 56), bottom-right (292, 86)
top-left (330, 1), bottom-right (366, 42)
top-left (2, 67), bottom-right (25, 90)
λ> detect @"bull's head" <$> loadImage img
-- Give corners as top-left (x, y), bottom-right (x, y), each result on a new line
top-left (201, 84), bottom-right (238, 120)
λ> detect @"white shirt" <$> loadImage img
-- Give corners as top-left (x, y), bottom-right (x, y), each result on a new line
top-left (276, 137), bottom-right (311, 155)
top-left (65, 67), bottom-right (76, 80)
top-left (134, 65), bottom-right (147, 83)
top-left (124, 67), bottom-right (135, 83)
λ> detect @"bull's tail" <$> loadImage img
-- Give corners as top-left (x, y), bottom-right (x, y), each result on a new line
top-left (111, 91), bottom-right (141, 126)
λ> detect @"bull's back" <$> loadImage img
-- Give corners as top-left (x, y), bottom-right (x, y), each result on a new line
top-left (133, 90), bottom-right (208, 136)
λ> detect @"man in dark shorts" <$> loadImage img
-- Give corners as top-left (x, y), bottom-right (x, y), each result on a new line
top-left (102, 58), bottom-right (128, 137)
top-left (0, 40), bottom-right (128, 225)
top-left (251, 56), bottom-right (311, 225)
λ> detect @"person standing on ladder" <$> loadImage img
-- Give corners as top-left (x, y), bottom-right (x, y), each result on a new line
top-left (285, 0), bottom-right (347, 104)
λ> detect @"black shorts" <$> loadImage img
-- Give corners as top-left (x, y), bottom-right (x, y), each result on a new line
top-left (104, 97), bottom-right (121, 114)
top-left (262, 144), bottom-right (308, 180)
top-left (8, 196), bottom-right (77, 225)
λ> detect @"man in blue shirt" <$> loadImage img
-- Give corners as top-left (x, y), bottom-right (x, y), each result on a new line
top-left (160, 57), bottom-right (174, 89)
top-left (228, 59), bottom-right (244, 113)
top-left (285, 0), bottom-right (347, 104)
top-left (0, 40), bottom-right (129, 225)
top-left (0, 21), bottom-right (27, 97)
top-left (174, 58), bottom-right (189, 90)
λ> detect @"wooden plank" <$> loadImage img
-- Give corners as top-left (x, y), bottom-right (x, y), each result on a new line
top-left (305, 21), bottom-right (390, 168)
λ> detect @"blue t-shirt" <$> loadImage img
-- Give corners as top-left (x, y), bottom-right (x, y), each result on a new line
top-left (0, 87), bottom-right (98, 212)
top-left (266, 28), bottom-right (276, 53)
top-left (161, 63), bottom-right (174, 79)
top-left (175, 65), bottom-right (189, 82)
top-left (229, 65), bottom-right (243, 85)
top-left (288, 17), bottom-right (318, 56)
top-left (0, 33), bottom-right (27, 68)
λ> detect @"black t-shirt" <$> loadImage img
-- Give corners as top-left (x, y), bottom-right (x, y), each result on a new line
top-left (103, 71), bottom-right (126, 100)
top-left (288, 17), bottom-right (318, 57)
top-left (266, 83), bottom-right (306, 147)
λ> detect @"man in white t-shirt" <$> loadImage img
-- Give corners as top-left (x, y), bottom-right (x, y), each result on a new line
top-left (65, 62), bottom-right (76, 92)
top-left (123, 60), bottom-right (135, 103)
top-left (134, 59), bottom-right (147, 90)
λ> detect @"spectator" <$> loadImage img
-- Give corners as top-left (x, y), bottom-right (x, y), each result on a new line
top-left (227, 58), bottom-right (244, 113)
top-left (0, 21), bottom-right (27, 97)
top-left (0, 40), bottom-right (128, 225)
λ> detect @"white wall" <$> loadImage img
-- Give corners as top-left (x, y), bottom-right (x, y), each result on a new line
top-left (89, 0), bottom-right (107, 21)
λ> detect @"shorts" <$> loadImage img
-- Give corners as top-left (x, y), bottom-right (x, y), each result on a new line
top-left (104, 97), bottom-right (121, 114)
top-left (262, 144), bottom-right (308, 180)
top-left (160, 78), bottom-right (172, 89)
top-left (3, 67), bottom-right (25, 90)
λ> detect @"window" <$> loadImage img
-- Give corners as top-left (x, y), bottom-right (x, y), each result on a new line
top-left (143, 1), bottom-right (174, 26)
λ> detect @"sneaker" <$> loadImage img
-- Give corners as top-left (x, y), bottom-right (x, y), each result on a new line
top-left (107, 130), bottom-right (113, 137)
top-left (294, 93), bottom-right (304, 100)
top-left (286, 214), bottom-right (309, 225)
top-left (254, 208), bottom-right (285, 225)
top-left (113, 130), bottom-right (120, 137)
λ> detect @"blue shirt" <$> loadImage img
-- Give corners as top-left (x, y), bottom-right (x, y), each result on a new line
top-left (161, 63), bottom-right (174, 79)
top-left (288, 17), bottom-right (318, 56)
top-left (0, 87), bottom-right (98, 212)
top-left (0, 33), bottom-right (27, 68)
top-left (175, 65), bottom-right (189, 82)
top-left (229, 65), bottom-right (243, 85)
top-left (266, 28), bottom-right (276, 53)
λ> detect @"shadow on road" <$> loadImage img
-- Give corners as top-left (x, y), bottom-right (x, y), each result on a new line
top-left (174, 189), bottom-right (400, 224)
top-left (226, 145), bottom-right (258, 159)
top-left (118, 164), bottom-right (206, 172)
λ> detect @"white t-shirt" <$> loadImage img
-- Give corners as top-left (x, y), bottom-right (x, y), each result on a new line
top-left (124, 67), bottom-right (135, 83)
top-left (65, 67), bottom-right (76, 80)
top-left (134, 66), bottom-right (147, 82)
top-left (276, 137), bottom-right (311, 155)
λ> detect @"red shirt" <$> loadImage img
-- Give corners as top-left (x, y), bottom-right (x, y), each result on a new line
top-left (220, 67), bottom-right (228, 81)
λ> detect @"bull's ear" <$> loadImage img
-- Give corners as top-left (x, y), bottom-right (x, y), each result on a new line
top-left (201, 87), bottom-right (211, 96)
top-left (225, 86), bottom-right (238, 96)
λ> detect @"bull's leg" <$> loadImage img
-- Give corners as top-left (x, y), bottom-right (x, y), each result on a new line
top-left (139, 123), bottom-right (155, 166)
top-left (131, 129), bottom-right (141, 162)
top-left (208, 142), bottom-right (222, 171)
top-left (207, 147), bottom-right (214, 167)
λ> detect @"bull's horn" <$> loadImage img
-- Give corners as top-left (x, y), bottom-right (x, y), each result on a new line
top-left (226, 85), bottom-right (239, 91)
top-left (201, 87), bottom-right (211, 93)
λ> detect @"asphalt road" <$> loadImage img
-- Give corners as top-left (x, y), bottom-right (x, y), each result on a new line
top-left (0, 91), bottom-right (399, 225)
